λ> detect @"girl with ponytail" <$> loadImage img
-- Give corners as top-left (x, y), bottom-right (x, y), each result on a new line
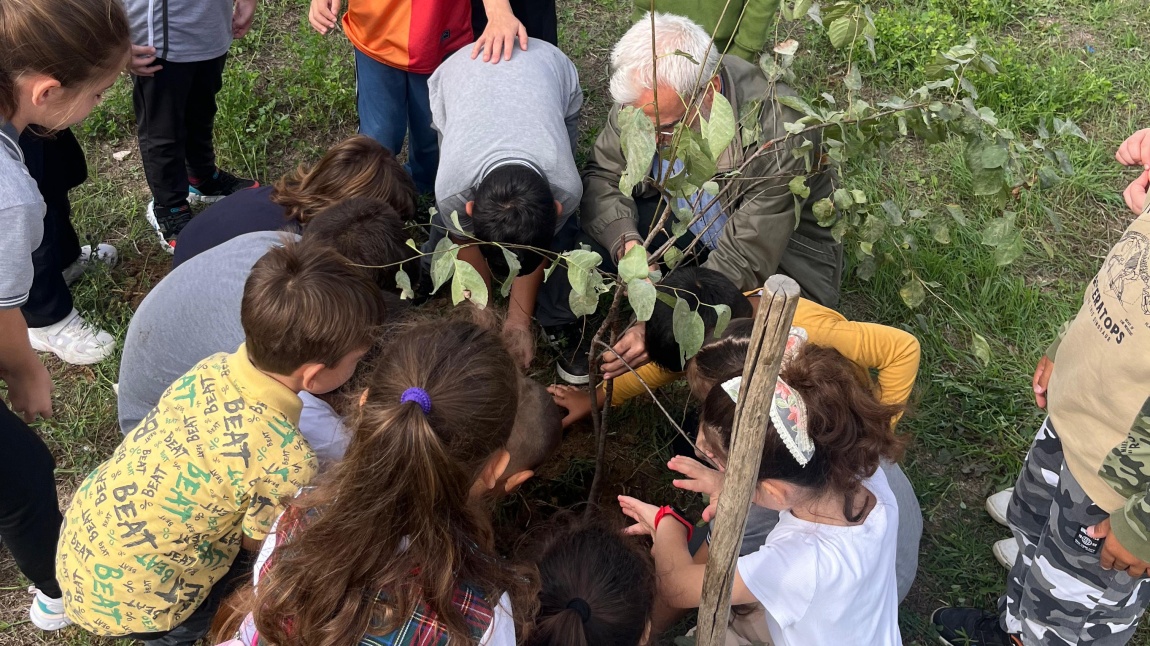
top-left (619, 344), bottom-right (908, 646)
top-left (236, 319), bottom-right (538, 646)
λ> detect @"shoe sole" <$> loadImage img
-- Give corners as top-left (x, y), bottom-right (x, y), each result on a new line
top-left (985, 490), bottom-right (1012, 527)
top-left (556, 365), bottom-right (590, 385)
top-left (144, 201), bottom-right (176, 254)
top-left (993, 540), bottom-right (1017, 570)
top-left (187, 190), bottom-right (226, 204)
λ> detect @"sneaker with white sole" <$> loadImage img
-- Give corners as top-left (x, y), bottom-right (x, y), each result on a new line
top-left (28, 309), bottom-right (116, 365)
top-left (28, 586), bottom-right (72, 631)
top-left (62, 244), bottom-right (118, 286)
top-left (993, 537), bottom-right (1019, 570)
top-left (145, 199), bottom-right (193, 253)
top-left (985, 488), bottom-right (1014, 527)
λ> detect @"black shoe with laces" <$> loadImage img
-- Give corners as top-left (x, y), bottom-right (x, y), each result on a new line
top-left (543, 322), bottom-right (592, 385)
top-left (932, 608), bottom-right (1022, 646)
top-left (145, 200), bottom-right (193, 253)
top-left (188, 168), bottom-right (259, 203)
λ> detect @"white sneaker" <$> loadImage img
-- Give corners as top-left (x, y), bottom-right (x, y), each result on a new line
top-left (62, 244), bottom-right (118, 285)
top-left (28, 586), bottom-right (72, 631)
top-left (993, 537), bottom-right (1019, 570)
top-left (985, 487), bottom-right (1014, 527)
top-left (28, 309), bottom-right (116, 365)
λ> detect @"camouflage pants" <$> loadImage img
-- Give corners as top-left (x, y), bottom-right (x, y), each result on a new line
top-left (997, 418), bottom-right (1150, 645)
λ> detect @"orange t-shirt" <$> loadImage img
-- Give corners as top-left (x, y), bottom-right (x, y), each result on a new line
top-left (344, 0), bottom-right (473, 74)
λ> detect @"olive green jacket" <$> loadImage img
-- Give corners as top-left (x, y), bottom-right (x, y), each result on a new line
top-left (579, 56), bottom-right (843, 306)
top-left (630, 0), bottom-right (780, 63)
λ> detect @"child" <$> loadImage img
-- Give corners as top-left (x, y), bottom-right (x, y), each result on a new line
top-left (619, 344), bottom-right (907, 645)
top-left (524, 514), bottom-right (656, 646)
top-left (0, 0), bottom-right (129, 630)
top-left (499, 377), bottom-right (566, 494)
top-left (127, 0), bottom-right (260, 251)
top-left (932, 130), bottom-right (1150, 645)
top-left (173, 135), bottom-right (417, 266)
top-left (56, 240), bottom-right (386, 644)
top-left (238, 319), bottom-right (536, 645)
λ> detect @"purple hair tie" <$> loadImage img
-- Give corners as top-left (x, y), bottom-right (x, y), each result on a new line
top-left (400, 387), bottom-right (432, 415)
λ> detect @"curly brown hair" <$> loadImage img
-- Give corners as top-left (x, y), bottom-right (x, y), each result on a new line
top-left (271, 135), bottom-right (416, 225)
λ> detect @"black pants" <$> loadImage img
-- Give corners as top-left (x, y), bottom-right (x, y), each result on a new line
top-left (0, 404), bottom-right (63, 598)
top-left (470, 0), bottom-right (558, 46)
top-left (133, 55), bottom-right (227, 208)
top-left (19, 129), bottom-right (86, 329)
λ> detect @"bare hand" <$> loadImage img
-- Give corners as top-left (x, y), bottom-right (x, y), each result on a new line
top-left (1117, 129), bottom-right (1150, 170)
top-left (232, 0), bottom-right (257, 38)
top-left (128, 45), bottom-right (162, 77)
top-left (470, 6), bottom-right (527, 63)
top-left (547, 384), bottom-right (594, 427)
top-left (6, 359), bottom-right (54, 423)
top-left (601, 322), bottom-right (649, 379)
top-left (1032, 355), bottom-right (1054, 409)
top-left (618, 495), bottom-right (660, 536)
top-left (502, 320), bottom-right (536, 369)
top-left (1125, 171), bottom-right (1149, 216)
top-left (1088, 518), bottom-right (1150, 578)
top-left (308, 0), bottom-right (341, 34)
top-left (668, 456), bottom-right (724, 498)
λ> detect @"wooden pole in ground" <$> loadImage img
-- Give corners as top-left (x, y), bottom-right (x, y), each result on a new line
top-left (693, 274), bottom-right (801, 646)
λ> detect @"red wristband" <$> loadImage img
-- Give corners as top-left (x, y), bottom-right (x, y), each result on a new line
top-left (654, 505), bottom-right (694, 541)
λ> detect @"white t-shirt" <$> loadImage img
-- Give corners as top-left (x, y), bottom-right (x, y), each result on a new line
top-left (248, 515), bottom-right (515, 646)
top-left (736, 469), bottom-right (903, 646)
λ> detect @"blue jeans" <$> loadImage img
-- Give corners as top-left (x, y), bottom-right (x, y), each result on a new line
top-left (353, 48), bottom-right (438, 193)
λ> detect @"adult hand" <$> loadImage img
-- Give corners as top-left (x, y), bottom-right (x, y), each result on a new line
top-left (1032, 355), bottom-right (1054, 409)
top-left (669, 456), bottom-right (724, 498)
top-left (1125, 171), bottom-right (1149, 216)
top-left (471, 4), bottom-right (527, 64)
top-left (502, 320), bottom-right (535, 369)
top-left (232, 0), bottom-right (257, 38)
top-left (619, 495), bottom-right (660, 536)
top-left (1117, 129), bottom-right (1150, 170)
top-left (547, 384), bottom-right (594, 427)
top-left (1088, 518), bottom-right (1150, 578)
top-left (601, 322), bottom-right (649, 379)
top-left (128, 45), bottom-right (162, 77)
top-left (308, 0), bottom-right (341, 34)
top-left (6, 359), bottom-right (54, 423)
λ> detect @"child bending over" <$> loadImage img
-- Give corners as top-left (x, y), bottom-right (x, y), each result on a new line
top-left (620, 344), bottom-right (907, 645)
top-left (498, 377), bottom-right (565, 495)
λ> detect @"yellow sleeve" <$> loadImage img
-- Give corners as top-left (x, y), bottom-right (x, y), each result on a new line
top-left (602, 362), bottom-right (685, 405)
top-left (794, 299), bottom-right (921, 407)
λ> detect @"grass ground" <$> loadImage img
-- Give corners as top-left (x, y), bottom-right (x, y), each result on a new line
top-left (1, 0), bottom-right (1148, 643)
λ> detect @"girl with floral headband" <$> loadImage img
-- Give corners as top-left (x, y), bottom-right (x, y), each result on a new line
top-left (618, 344), bottom-right (908, 646)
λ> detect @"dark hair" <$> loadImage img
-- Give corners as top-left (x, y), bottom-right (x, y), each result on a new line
top-left (472, 164), bottom-right (557, 276)
top-left (272, 135), bottom-right (416, 224)
top-left (648, 267), bottom-right (754, 372)
top-left (241, 237), bottom-right (386, 374)
top-left (687, 318), bottom-right (754, 399)
top-left (253, 320), bottom-right (538, 646)
top-left (506, 378), bottom-right (564, 476)
top-left (0, 0), bottom-right (129, 120)
top-left (524, 514), bottom-right (654, 646)
top-left (302, 197), bottom-right (418, 292)
top-left (699, 344), bottom-right (906, 517)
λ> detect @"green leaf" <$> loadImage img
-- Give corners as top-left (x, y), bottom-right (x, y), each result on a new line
top-left (618, 106), bottom-right (657, 195)
top-left (664, 247), bottom-right (684, 269)
top-left (670, 49), bottom-right (700, 64)
top-left (701, 91), bottom-right (735, 159)
top-left (1053, 117), bottom-right (1088, 142)
top-left (827, 16), bottom-right (861, 49)
top-left (899, 278), bottom-right (925, 308)
top-left (844, 64), bottom-right (862, 92)
top-left (1042, 206), bottom-right (1064, 233)
top-left (971, 332), bottom-right (991, 367)
top-left (980, 212), bottom-right (1017, 247)
top-left (738, 98), bottom-right (764, 144)
top-left (395, 268), bottom-right (414, 300)
top-left (499, 247), bottom-right (521, 298)
top-left (450, 259), bottom-right (489, 308)
top-left (792, 0), bottom-right (815, 22)
top-left (930, 220), bottom-right (951, 244)
top-left (713, 304), bottom-right (732, 338)
top-left (859, 213), bottom-right (886, 243)
top-left (945, 204), bottom-right (968, 226)
top-left (564, 249), bottom-right (603, 296)
top-left (813, 197), bottom-right (836, 226)
top-left (569, 286), bottom-right (600, 317)
top-left (405, 238), bottom-right (420, 252)
top-left (832, 188), bottom-right (855, 210)
top-left (854, 255), bottom-right (876, 281)
top-left (993, 231), bottom-right (1024, 266)
top-left (759, 55), bottom-right (785, 83)
top-left (1036, 167), bottom-right (1059, 189)
top-left (628, 279), bottom-right (657, 322)
top-left (787, 175), bottom-right (810, 199)
top-left (880, 200), bottom-right (904, 226)
top-left (618, 243), bottom-right (650, 283)
top-left (449, 209), bottom-right (465, 234)
top-left (430, 236), bottom-right (459, 294)
top-left (970, 166), bottom-right (1005, 196)
top-left (672, 297), bottom-right (706, 366)
top-left (776, 95), bottom-right (817, 117)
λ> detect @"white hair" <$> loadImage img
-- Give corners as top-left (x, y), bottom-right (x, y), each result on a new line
top-left (609, 12), bottom-right (722, 107)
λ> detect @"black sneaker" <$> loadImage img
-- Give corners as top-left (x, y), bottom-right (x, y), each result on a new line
top-left (188, 168), bottom-right (259, 203)
top-left (931, 608), bottom-right (1022, 646)
top-left (145, 200), bottom-right (193, 253)
top-left (544, 322), bottom-right (592, 385)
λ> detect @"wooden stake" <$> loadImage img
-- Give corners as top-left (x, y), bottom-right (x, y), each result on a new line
top-left (693, 274), bottom-right (801, 646)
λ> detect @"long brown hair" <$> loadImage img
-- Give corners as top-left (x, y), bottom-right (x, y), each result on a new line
top-left (252, 319), bottom-right (537, 646)
top-left (0, 0), bottom-right (129, 120)
top-left (271, 135), bottom-right (416, 224)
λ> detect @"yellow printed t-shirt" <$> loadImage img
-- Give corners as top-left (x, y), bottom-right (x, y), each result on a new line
top-left (57, 345), bottom-right (317, 636)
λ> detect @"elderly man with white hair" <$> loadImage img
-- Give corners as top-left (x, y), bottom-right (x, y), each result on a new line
top-left (580, 12), bottom-right (842, 307)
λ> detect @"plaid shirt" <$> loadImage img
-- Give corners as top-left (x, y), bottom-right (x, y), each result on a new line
top-left (249, 508), bottom-right (496, 646)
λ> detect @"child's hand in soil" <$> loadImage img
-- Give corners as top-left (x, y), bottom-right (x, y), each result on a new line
top-left (547, 384), bottom-right (594, 428)
top-left (618, 495), bottom-right (660, 536)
